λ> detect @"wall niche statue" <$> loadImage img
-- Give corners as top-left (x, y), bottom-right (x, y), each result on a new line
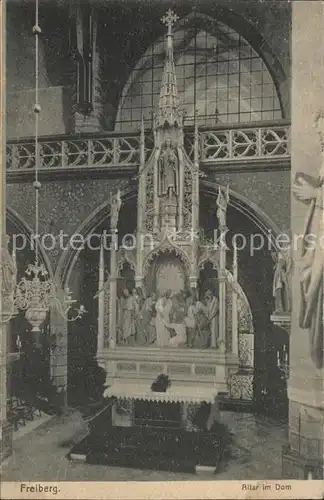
top-left (1, 235), bottom-right (17, 314)
top-left (158, 138), bottom-right (179, 196)
top-left (272, 249), bottom-right (292, 315)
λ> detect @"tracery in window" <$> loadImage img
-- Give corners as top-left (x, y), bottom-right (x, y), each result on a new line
top-left (116, 19), bottom-right (282, 132)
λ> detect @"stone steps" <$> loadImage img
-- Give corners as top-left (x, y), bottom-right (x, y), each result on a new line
top-left (68, 425), bottom-right (230, 474)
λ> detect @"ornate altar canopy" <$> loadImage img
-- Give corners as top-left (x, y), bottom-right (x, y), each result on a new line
top-left (95, 9), bottom-right (255, 396)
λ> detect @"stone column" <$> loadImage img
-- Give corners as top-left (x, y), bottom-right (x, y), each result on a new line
top-left (108, 230), bottom-right (118, 349)
top-left (0, 3), bottom-right (13, 461)
top-left (153, 152), bottom-right (159, 232)
top-left (108, 191), bottom-right (122, 349)
top-left (74, 50), bottom-right (104, 133)
top-left (50, 302), bottom-right (68, 409)
top-left (178, 148), bottom-right (184, 231)
top-left (135, 122), bottom-right (145, 287)
top-left (282, 1), bottom-right (324, 479)
top-left (97, 240), bottom-right (105, 357)
top-left (218, 248), bottom-right (226, 353)
top-left (231, 245), bottom-right (239, 357)
top-left (0, 322), bottom-right (12, 461)
top-left (216, 186), bottom-right (229, 353)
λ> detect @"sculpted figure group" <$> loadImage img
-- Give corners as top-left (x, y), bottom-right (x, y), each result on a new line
top-left (117, 287), bottom-right (219, 349)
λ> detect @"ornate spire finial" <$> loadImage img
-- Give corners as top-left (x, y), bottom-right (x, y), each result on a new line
top-left (154, 9), bottom-right (183, 132)
top-left (161, 9), bottom-right (179, 33)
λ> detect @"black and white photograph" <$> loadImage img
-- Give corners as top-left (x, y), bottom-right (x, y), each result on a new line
top-left (0, 0), bottom-right (323, 498)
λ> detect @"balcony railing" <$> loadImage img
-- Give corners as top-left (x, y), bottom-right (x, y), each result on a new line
top-left (6, 122), bottom-right (290, 173)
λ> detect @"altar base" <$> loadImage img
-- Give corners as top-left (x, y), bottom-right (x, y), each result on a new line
top-left (98, 347), bottom-right (239, 393)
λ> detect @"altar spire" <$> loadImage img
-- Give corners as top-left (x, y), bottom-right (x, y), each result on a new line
top-left (155, 9), bottom-right (182, 130)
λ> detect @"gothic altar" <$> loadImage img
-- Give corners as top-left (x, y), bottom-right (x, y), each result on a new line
top-left (95, 10), bottom-right (251, 397)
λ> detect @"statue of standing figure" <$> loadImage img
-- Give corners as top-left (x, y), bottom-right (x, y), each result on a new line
top-left (272, 249), bottom-right (292, 314)
top-left (204, 289), bottom-right (219, 348)
top-left (292, 168), bottom-right (323, 369)
top-left (136, 292), bottom-right (157, 345)
top-left (110, 189), bottom-right (122, 230)
top-left (117, 288), bottom-right (137, 344)
top-left (291, 111), bottom-right (324, 369)
top-left (158, 138), bottom-right (178, 196)
top-left (1, 235), bottom-right (17, 306)
top-left (155, 290), bottom-right (173, 347)
top-left (216, 185), bottom-right (230, 229)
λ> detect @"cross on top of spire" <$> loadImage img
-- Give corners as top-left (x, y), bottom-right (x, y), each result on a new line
top-left (161, 9), bottom-right (179, 33)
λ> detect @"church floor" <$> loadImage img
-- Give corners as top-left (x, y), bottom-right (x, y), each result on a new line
top-left (1, 410), bottom-right (287, 481)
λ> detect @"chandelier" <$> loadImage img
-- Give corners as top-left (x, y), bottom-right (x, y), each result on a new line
top-left (3, 0), bottom-right (85, 331)
top-left (13, 263), bottom-right (86, 331)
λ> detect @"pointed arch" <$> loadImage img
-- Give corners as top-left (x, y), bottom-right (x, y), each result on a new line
top-left (201, 179), bottom-right (281, 245)
top-left (143, 238), bottom-right (192, 277)
top-left (115, 11), bottom-right (286, 131)
top-left (55, 185), bottom-right (135, 287)
top-left (6, 206), bottom-right (54, 279)
top-left (56, 181), bottom-right (280, 290)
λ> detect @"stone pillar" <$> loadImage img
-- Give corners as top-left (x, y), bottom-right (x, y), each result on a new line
top-left (231, 245), bottom-right (239, 357)
top-left (178, 148), bottom-right (184, 231)
top-left (97, 240), bottom-right (105, 357)
top-left (50, 303), bottom-right (68, 409)
top-left (282, 1), bottom-right (324, 479)
top-left (218, 234), bottom-right (227, 353)
top-left (0, 4), bottom-right (13, 460)
top-left (74, 50), bottom-right (104, 133)
top-left (153, 152), bottom-right (159, 232)
top-left (0, 322), bottom-right (12, 461)
top-left (108, 231), bottom-right (118, 349)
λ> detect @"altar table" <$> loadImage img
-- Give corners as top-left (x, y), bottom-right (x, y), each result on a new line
top-left (104, 382), bottom-right (220, 430)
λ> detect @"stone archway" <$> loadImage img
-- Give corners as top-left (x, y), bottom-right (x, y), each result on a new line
top-left (199, 182), bottom-right (286, 415)
top-left (55, 185), bottom-right (135, 288)
top-left (59, 182), bottom-right (284, 413)
top-left (145, 250), bottom-right (188, 297)
top-left (58, 187), bottom-right (136, 405)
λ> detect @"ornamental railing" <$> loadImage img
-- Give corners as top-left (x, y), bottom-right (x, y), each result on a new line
top-left (185, 122), bottom-right (290, 162)
top-left (6, 134), bottom-right (154, 171)
top-left (6, 122), bottom-right (290, 172)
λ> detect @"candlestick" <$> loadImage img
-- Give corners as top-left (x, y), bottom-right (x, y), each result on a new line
top-left (16, 335), bottom-right (22, 352)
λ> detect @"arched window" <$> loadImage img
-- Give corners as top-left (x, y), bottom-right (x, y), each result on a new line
top-left (115, 15), bottom-right (283, 132)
